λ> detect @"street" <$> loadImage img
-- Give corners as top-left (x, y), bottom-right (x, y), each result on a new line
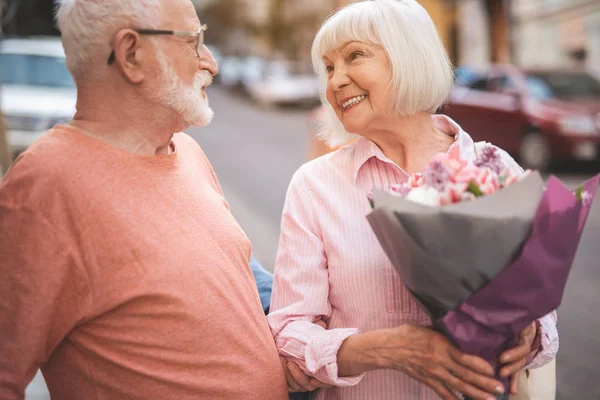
top-left (26, 86), bottom-right (599, 399)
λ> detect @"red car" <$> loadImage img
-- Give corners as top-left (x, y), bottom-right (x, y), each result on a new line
top-left (443, 65), bottom-right (600, 170)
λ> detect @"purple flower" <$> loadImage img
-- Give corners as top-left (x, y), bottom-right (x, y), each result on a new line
top-left (423, 160), bottom-right (451, 191)
top-left (475, 146), bottom-right (504, 174)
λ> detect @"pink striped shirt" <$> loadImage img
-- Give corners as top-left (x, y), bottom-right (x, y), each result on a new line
top-left (268, 115), bottom-right (558, 400)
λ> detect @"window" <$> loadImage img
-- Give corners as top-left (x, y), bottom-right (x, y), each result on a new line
top-left (0, 53), bottom-right (75, 89)
top-left (525, 72), bottom-right (600, 100)
top-left (468, 77), bottom-right (488, 91)
top-left (487, 75), bottom-right (517, 93)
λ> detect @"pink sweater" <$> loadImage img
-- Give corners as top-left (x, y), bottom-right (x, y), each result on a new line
top-left (0, 126), bottom-right (288, 399)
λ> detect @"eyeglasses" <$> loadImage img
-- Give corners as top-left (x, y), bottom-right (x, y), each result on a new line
top-left (107, 25), bottom-right (207, 65)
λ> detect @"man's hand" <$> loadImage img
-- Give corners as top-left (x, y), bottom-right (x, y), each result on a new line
top-left (281, 318), bottom-right (332, 393)
top-left (280, 357), bottom-right (333, 393)
top-left (499, 322), bottom-right (537, 395)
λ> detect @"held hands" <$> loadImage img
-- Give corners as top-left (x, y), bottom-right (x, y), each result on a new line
top-left (281, 319), bottom-right (333, 393)
top-left (281, 357), bottom-right (333, 392)
top-left (499, 322), bottom-right (538, 395)
top-left (279, 320), bottom-right (538, 397)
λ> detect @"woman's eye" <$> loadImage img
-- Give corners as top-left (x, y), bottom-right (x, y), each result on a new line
top-left (325, 65), bottom-right (334, 73)
top-left (349, 51), bottom-right (363, 61)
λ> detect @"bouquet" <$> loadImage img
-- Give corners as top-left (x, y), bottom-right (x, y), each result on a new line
top-left (366, 143), bottom-right (599, 398)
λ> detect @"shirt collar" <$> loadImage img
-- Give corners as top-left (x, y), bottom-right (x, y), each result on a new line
top-left (351, 115), bottom-right (477, 183)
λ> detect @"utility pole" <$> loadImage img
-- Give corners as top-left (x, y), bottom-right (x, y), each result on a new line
top-left (0, 0), bottom-right (14, 175)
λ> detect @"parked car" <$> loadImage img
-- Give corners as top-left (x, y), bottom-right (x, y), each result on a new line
top-left (205, 44), bottom-right (223, 67)
top-left (246, 61), bottom-right (320, 108)
top-left (0, 37), bottom-right (76, 155)
top-left (217, 55), bottom-right (242, 87)
top-left (443, 64), bottom-right (600, 170)
top-left (454, 65), bottom-right (484, 86)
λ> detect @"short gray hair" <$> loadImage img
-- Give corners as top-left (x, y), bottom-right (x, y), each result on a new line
top-left (311, 0), bottom-right (454, 146)
top-left (55, 0), bottom-right (162, 77)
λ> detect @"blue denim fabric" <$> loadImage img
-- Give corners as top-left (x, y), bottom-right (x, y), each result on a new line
top-left (249, 257), bottom-right (273, 315)
top-left (248, 259), bottom-right (313, 399)
top-left (289, 392), bottom-right (311, 400)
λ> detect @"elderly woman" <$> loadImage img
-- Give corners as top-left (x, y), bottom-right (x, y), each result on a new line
top-left (267, 1), bottom-right (558, 400)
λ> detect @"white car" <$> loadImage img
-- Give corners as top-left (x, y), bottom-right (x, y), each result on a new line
top-left (0, 37), bottom-right (76, 155)
top-left (246, 61), bottom-right (320, 107)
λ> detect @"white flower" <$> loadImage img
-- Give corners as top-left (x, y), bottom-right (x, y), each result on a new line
top-left (581, 190), bottom-right (592, 206)
top-left (406, 186), bottom-right (442, 207)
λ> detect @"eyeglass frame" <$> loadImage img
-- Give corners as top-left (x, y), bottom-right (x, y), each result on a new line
top-left (107, 25), bottom-right (207, 65)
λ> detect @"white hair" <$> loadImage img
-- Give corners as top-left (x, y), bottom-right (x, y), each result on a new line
top-left (55, 0), bottom-right (162, 77)
top-left (152, 48), bottom-right (214, 127)
top-left (311, 0), bottom-right (454, 146)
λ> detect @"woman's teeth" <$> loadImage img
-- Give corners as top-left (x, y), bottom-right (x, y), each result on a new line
top-left (342, 95), bottom-right (367, 110)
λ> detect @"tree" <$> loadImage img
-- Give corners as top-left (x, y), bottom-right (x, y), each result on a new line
top-left (199, 0), bottom-right (248, 49)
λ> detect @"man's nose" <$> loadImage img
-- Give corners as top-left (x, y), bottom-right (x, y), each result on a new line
top-left (199, 45), bottom-right (218, 77)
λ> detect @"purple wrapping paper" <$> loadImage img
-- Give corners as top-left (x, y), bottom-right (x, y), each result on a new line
top-left (440, 174), bottom-right (600, 366)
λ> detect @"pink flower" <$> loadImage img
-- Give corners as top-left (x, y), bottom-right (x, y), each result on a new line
top-left (433, 149), bottom-right (466, 174)
top-left (475, 168), bottom-right (500, 195)
top-left (389, 183), bottom-right (411, 196)
top-left (407, 173), bottom-right (425, 188)
top-left (499, 168), bottom-right (520, 187)
top-left (451, 163), bottom-right (480, 184)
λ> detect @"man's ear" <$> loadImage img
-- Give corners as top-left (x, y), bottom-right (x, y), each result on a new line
top-left (112, 29), bottom-right (146, 84)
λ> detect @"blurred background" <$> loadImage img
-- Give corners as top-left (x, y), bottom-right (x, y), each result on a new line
top-left (0, 1), bottom-right (599, 399)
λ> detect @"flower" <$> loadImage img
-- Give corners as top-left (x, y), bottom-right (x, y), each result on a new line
top-left (389, 183), bottom-right (411, 196)
top-left (581, 190), bottom-right (592, 206)
top-left (374, 143), bottom-right (527, 208)
top-left (406, 186), bottom-right (442, 206)
top-left (499, 168), bottom-right (520, 187)
top-left (422, 159), bottom-right (452, 191)
top-left (367, 192), bottom-right (375, 209)
top-left (475, 167), bottom-right (500, 195)
top-left (407, 173), bottom-right (425, 188)
top-left (475, 146), bottom-right (504, 174)
top-left (452, 162), bottom-right (480, 184)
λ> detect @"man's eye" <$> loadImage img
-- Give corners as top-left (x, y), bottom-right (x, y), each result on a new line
top-left (325, 65), bottom-right (334, 73)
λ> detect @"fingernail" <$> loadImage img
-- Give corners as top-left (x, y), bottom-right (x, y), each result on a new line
top-left (496, 385), bottom-right (505, 393)
top-left (487, 397), bottom-right (495, 400)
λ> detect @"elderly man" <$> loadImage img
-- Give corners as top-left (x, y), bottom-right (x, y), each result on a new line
top-left (0, 0), bottom-right (324, 399)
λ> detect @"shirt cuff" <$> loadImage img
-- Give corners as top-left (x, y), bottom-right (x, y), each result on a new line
top-left (526, 315), bottom-right (559, 369)
top-left (304, 328), bottom-right (364, 386)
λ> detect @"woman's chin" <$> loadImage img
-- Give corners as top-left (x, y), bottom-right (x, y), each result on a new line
top-left (341, 122), bottom-right (365, 136)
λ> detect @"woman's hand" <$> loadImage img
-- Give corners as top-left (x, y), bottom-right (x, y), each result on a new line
top-left (387, 325), bottom-right (506, 400)
top-left (337, 324), bottom-right (505, 400)
top-left (281, 319), bottom-right (332, 393)
top-left (498, 322), bottom-right (537, 395)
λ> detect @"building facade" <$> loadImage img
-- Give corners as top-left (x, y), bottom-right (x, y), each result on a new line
top-left (512, 0), bottom-right (600, 74)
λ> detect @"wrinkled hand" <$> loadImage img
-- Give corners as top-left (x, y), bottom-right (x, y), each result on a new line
top-left (383, 325), bottom-right (505, 400)
top-left (499, 322), bottom-right (537, 395)
top-left (281, 319), bottom-right (332, 393)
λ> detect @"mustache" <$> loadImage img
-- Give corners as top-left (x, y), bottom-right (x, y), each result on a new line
top-left (197, 71), bottom-right (214, 87)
